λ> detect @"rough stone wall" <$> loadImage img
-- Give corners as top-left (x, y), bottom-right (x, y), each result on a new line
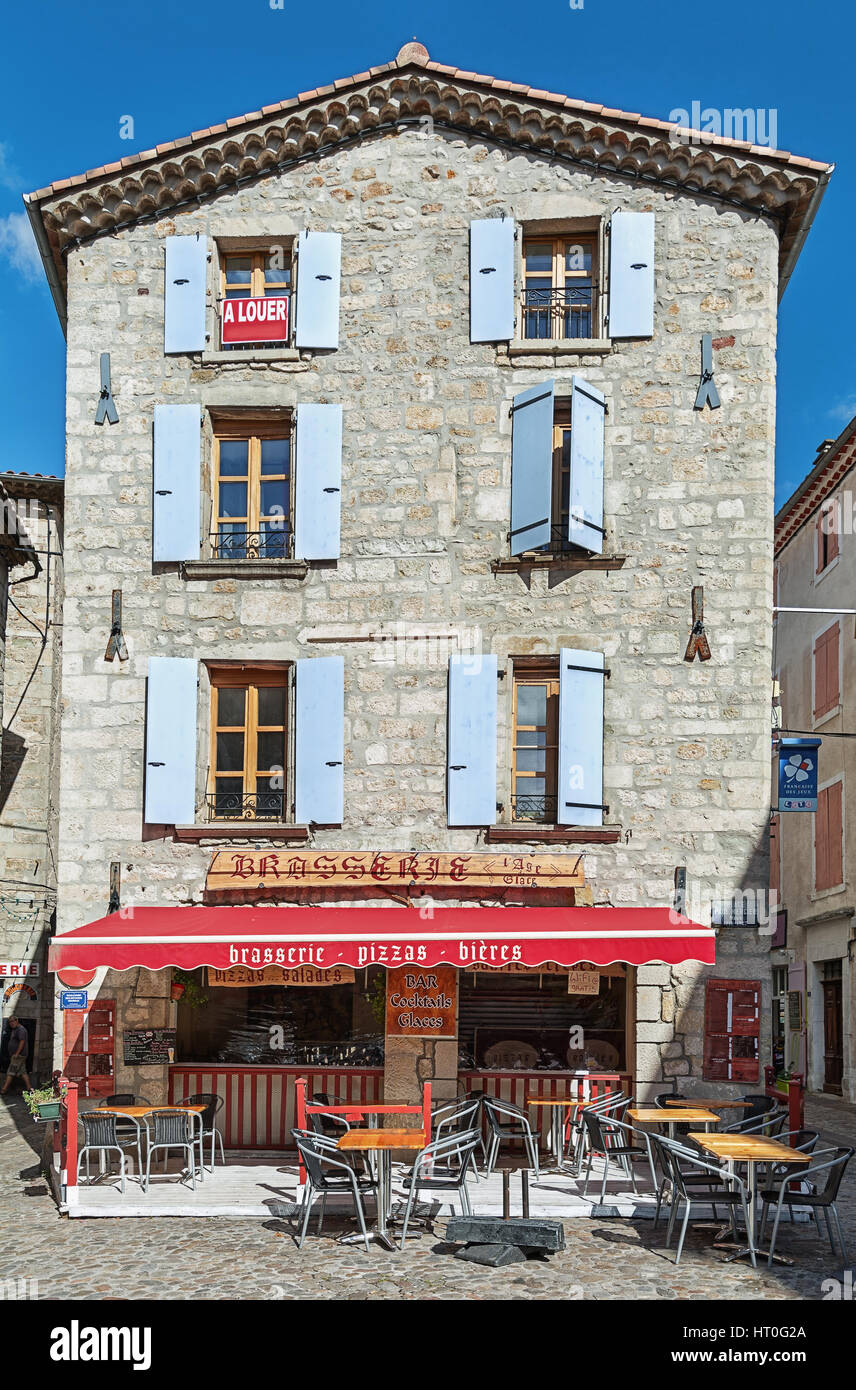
top-left (0, 492), bottom-right (63, 1081)
top-left (55, 127), bottom-right (778, 1099)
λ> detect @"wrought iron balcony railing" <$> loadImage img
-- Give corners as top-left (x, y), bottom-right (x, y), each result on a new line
top-left (521, 286), bottom-right (596, 341)
top-left (210, 529), bottom-right (291, 561)
top-left (206, 790), bottom-right (285, 822)
top-left (511, 792), bottom-right (558, 824)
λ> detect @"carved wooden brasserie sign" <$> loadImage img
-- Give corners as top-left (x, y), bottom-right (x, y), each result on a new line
top-left (207, 849), bottom-right (584, 892)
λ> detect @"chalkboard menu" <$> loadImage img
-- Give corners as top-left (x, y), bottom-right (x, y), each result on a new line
top-left (123, 1028), bottom-right (176, 1066)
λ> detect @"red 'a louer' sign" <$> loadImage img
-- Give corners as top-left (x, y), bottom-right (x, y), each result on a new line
top-left (222, 295), bottom-right (288, 344)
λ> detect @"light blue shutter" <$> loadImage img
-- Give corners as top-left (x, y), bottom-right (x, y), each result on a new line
top-left (510, 380), bottom-right (554, 555)
top-left (568, 376), bottom-right (606, 554)
top-left (294, 404), bottom-right (343, 560)
top-left (145, 657), bottom-right (197, 824)
top-left (447, 654), bottom-right (497, 826)
top-left (153, 404), bottom-right (201, 562)
top-left (164, 235), bottom-right (208, 353)
top-left (558, 648), bottom-right (605, 827)
top-left (470, 217), bottom-right (515, 342)
top-left (608, 211), bottom-right (655, 338)
top-left (295, 656), bottom-right (344, 824)
top-left (295, 231), bottom-right (342, 349)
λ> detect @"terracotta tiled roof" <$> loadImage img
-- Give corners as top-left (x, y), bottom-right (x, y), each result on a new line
top-left (24, 41), bottom-right (832, 329)
top-left (25, 42), bottom-right (830, 202)
top-left (775, 421), bottom-right (856, 554)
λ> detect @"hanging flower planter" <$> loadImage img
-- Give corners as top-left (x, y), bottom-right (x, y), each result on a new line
top-left (170, 982), bottom-right (186, 1002)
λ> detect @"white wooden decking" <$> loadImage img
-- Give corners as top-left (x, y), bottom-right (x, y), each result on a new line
top-left (61, 1151), bottom-right (661, 1221)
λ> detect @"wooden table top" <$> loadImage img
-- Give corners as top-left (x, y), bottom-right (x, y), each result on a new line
top-left (688, 1133), bottom-right (812, 1164)
top-left (526, 1096), bottom-right (581, 1108)
top-left (628, 1108), bottom-right (720, 1125)
top-left (664, 1098), bottom-right (751, 1109)
top-left (105, 1104), bottom-right (206, 1118)
top-left (338, 1128), bottom-right (426, 1152)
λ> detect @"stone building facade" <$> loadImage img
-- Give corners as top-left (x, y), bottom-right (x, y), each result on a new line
top-left (773, 423), bottom-right (856, 1103)
top-left (0, 475), bottom-right (62, 1083)
top-left (26, 43), bottom-right (831, 1121)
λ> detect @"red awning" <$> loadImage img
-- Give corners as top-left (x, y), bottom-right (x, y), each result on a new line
top-left (48, 905), bottom-right (715, 972)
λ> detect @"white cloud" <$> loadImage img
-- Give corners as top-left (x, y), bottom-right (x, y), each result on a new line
top-left (0, 212), bottom-right (42, 282)
top-left (826, 396), bottom-right (856, 426)
top-left (0, 142), bottom-right (22, 192)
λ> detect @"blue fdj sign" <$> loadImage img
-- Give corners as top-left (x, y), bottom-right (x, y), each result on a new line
top-left (59, 989), bottom-right (88, 1010)
top-left (777, 737), bottom-right (821, 813)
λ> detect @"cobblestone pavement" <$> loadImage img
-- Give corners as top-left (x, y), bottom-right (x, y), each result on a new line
top-left (1, 1095), bottom-right (853, 1301)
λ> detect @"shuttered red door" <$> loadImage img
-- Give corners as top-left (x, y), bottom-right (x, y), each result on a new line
top-left (703, 978), bottom-right (760, 1083)
top-left (63, 999), bottom-right (116, 1098)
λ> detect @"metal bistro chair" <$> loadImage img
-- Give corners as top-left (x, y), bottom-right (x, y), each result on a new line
top-left (310, 1092), bottom-right (357, 1140)
top-left (656, 1135), bottom-right (757, 1267)
top-left (183, 1092), bottom-right (226, 1172)
top-left (722, 1104), bottom-right (787, 1137)
top-left (654, 1091), bottom-right (691, 1138)
top-left (142, 1109), bottom-right (203, 1192)
top-left (648, 1131), bottom-right (736, 1230)
top-left (96, 1093), bottom-right (152, 1160)
top-left (483, 1096), bottom-right (540, 1178)
top-left (78, 1111), bottom-right (143, 1193)
top-left (292, 1129), bottom-right (378, 1254)
top-left (564, 1089), bottom-right (625, 1175)
top-left (759, 1146), bottom-right (854, 1267)
top-left (580, 1108), bottom-right (651, 1203)
top-left (397, 1128), bottom-right (481, 1247)
top-left (432, 1096), bottom-right (483, 1178)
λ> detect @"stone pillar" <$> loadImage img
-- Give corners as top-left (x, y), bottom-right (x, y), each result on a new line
top-left (382, 968), bottom-right (460, 1118)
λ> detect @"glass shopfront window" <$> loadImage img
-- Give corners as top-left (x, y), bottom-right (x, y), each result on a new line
top-left (176, 967), bottom-right (386, 1067)
top-left (458, 965), bottom-right (627, 1071)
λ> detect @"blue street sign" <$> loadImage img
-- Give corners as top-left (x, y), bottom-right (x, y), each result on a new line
top-left (59, 990), bottom-right (88, 1010)
top-left (777, 737), bottom-right (821, 812)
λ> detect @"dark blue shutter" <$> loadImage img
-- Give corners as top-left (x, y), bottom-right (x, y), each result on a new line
top-left (568, 376), bottom-right (606, 554)
top-left (295, 656), bottom-right (344, 824)
top-left (608, 212), bottom-right (655, 338)
top-left (164, 235), bottom-right (208, 353)
top-left (294, 404), bottom-right (343, 560)
top-left (510, 380), bottom-right (554, 554)
top-left (470, 217), bottom-right (515, 342)
top-left (447, 654), bottom-right (497, 826)
top-left (153, 405), bottom-right (201, 562)
top-left (144, 657), bottom-right (197, 824)
top-left (558, 648), bottom-right (605, 827)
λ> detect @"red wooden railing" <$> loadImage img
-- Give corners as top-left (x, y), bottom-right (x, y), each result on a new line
top-left (56, 1077), bottom-right (78, 1197)
top-left (460, 1070), bottom-right (631, 1145)
top-left (169, 1064), bottom-right (384, 1150)
top-left (764, 1065), bottom-right (805, 1132)
top-left (294, 1076), bottom-right (432, 1184)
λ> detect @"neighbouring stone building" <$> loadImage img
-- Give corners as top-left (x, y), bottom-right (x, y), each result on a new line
top-left (24, 42), bottom-right (831, 1144)
top-left (0, 473), bottom-right (63, 1083)
top-left (773, 423), bottom-right (856, 1104)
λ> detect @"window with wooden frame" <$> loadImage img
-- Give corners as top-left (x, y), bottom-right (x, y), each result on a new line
top-left (208, 667), bottom-right (289, 822)
top-left (521, 235), bottom-right (597, 340)
top-left (220, 249), bottom-right (291, 350)
top-left (816, 499), bottom-right (840, 575)
top-left (212, 414), bottom-right (292, 560)
top-left (511, 658), bottom-right (559, 823)
top-left (703, 978), bottom-right (760, 1083)
top-left (814, 779), bottom-right (844, 892)
top-left (813, 621), bottom-right (840, 720)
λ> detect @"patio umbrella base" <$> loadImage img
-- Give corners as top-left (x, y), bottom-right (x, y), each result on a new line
top-left (712, 1238), bottom-right (794, 1266)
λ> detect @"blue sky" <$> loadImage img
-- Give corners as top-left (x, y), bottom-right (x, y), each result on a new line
top-left (0, 0), bottom-right (850, 506)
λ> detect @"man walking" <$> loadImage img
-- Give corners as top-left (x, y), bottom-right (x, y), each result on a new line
top-left (2, 1017), bottom-right (30, 1094)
